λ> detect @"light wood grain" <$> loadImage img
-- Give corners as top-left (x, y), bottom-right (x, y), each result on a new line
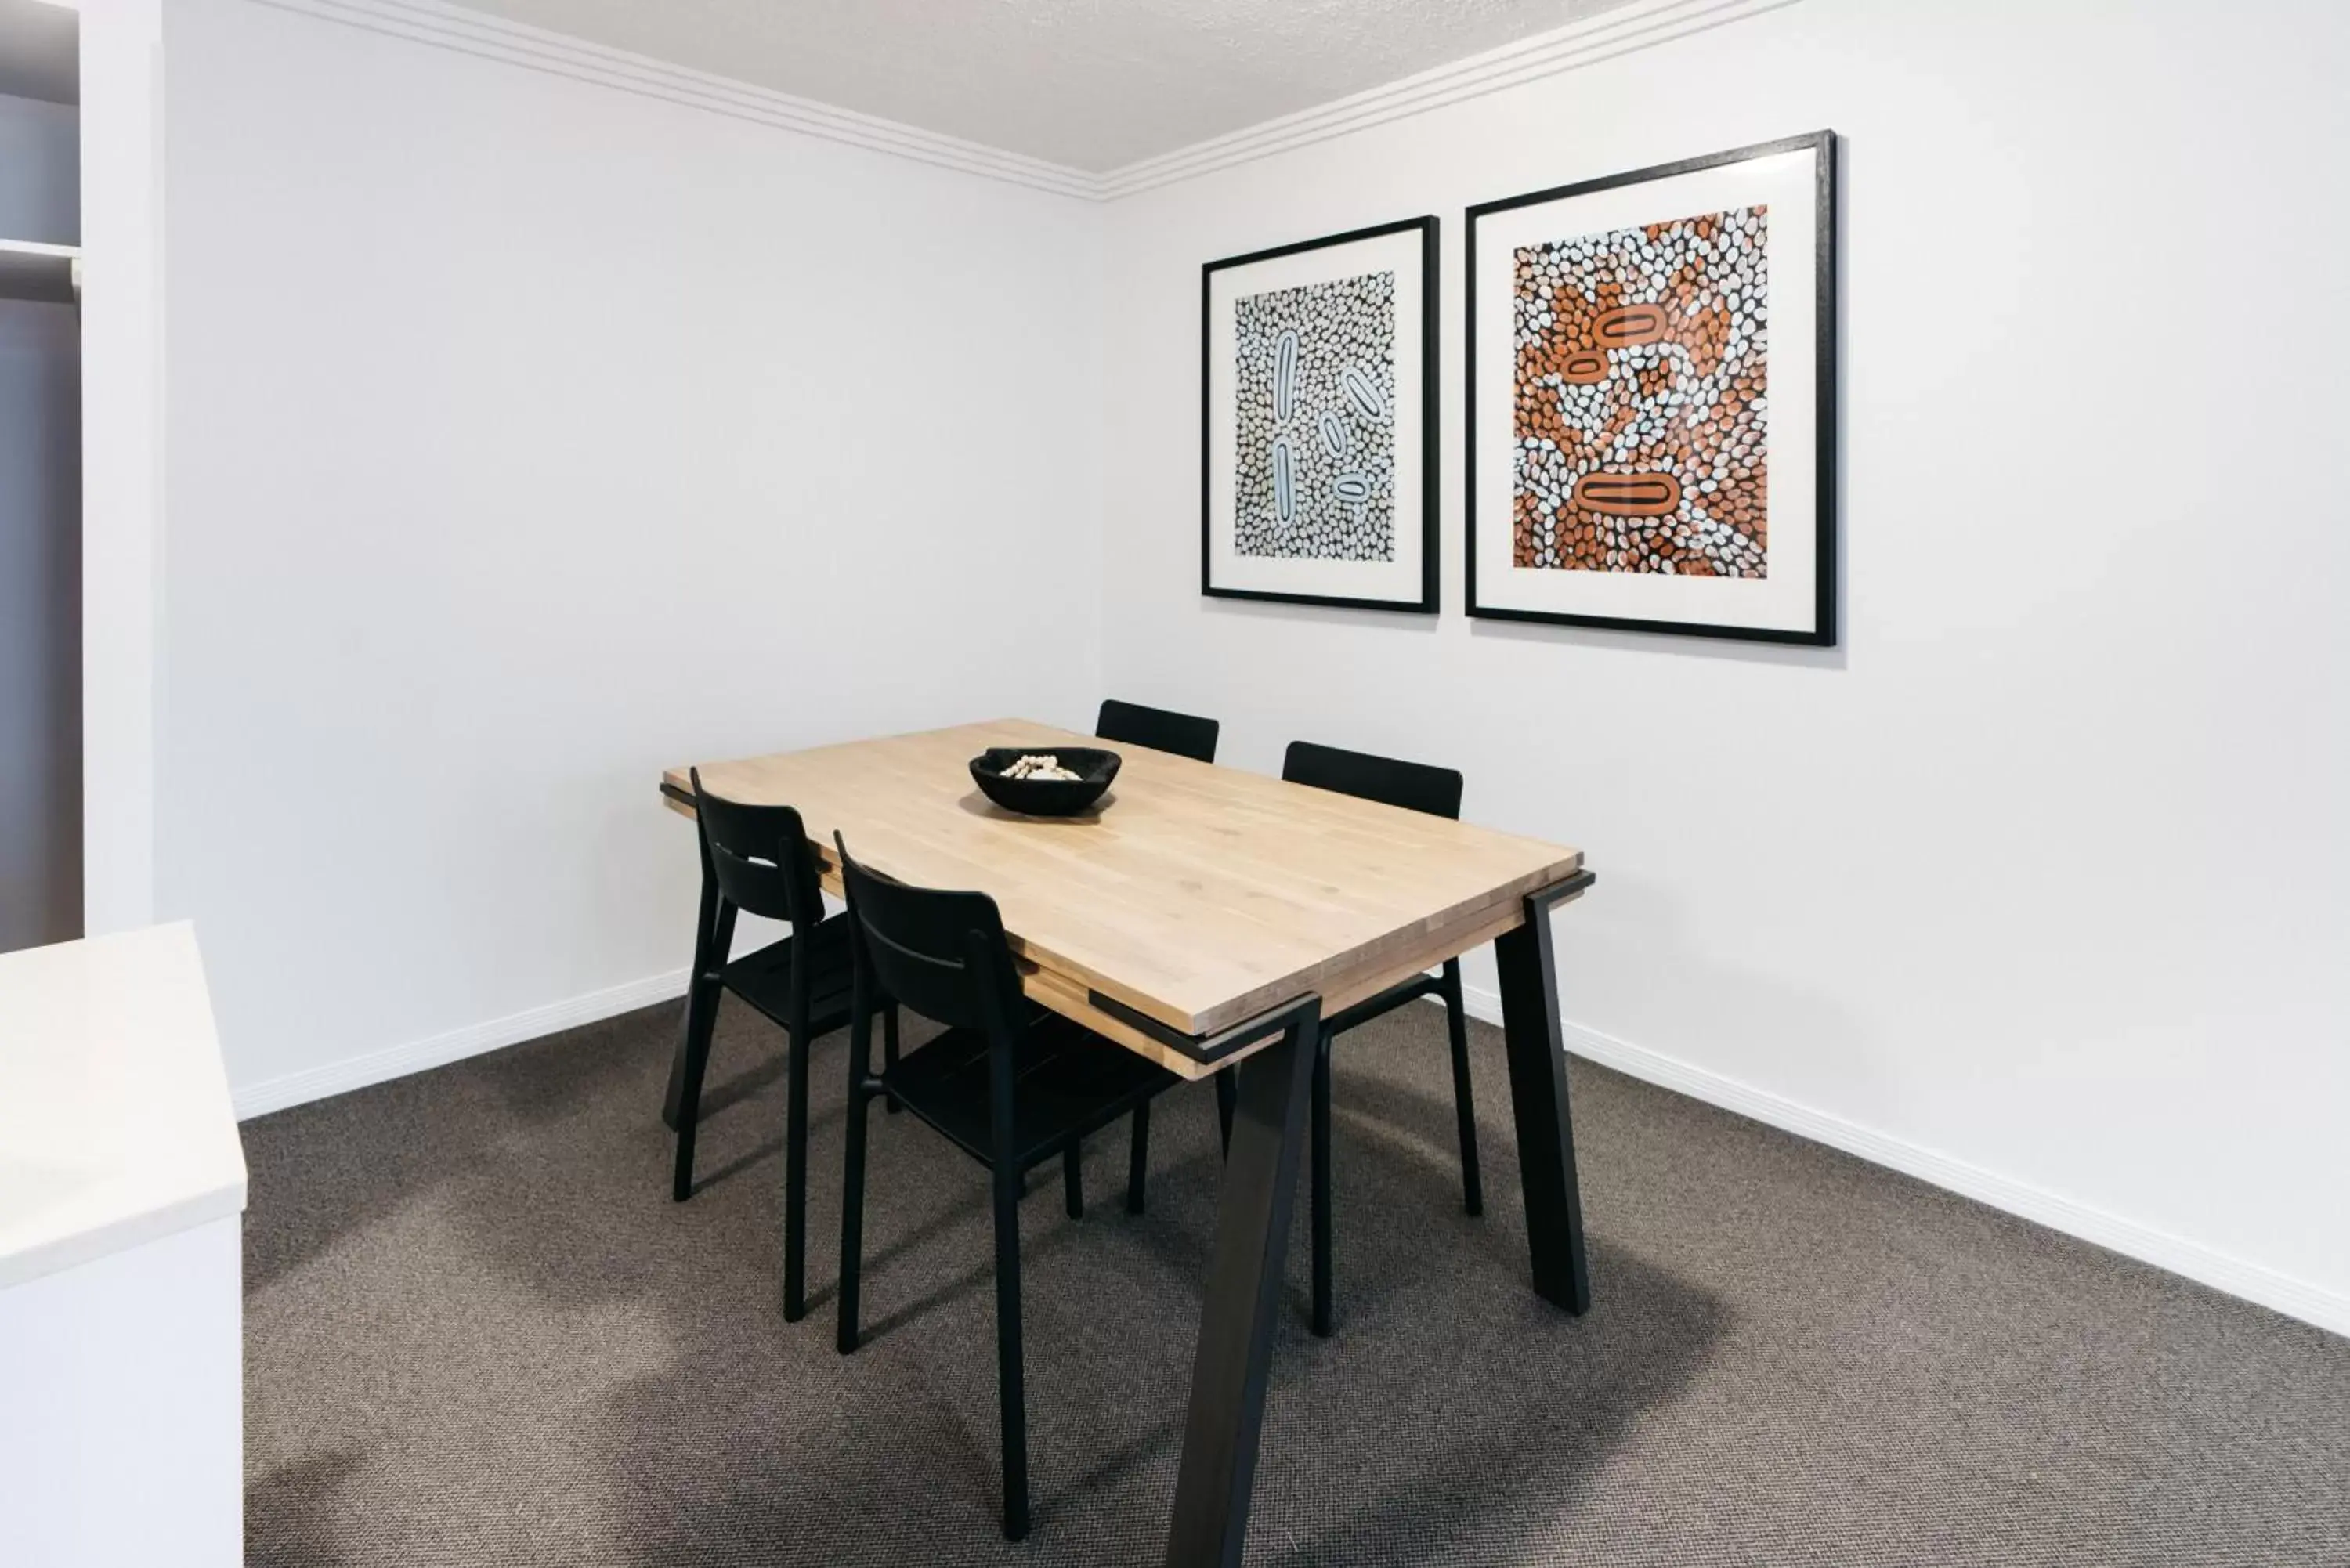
top-left (662, 720), bottom-right (1582, 1077)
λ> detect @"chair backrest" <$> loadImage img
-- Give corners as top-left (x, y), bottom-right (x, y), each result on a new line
top-left (1281, 740), bottom-right (1464, 821)
top-left (691, 768), bottom-right (825, 927)
top-left (1096, 699), bottom-right (1220, 764)
top-left (833, 834), bottom-right (1025, 1034)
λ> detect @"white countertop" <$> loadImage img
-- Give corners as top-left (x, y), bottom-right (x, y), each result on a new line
top-left (0, 923), bottom-right (248, 1291)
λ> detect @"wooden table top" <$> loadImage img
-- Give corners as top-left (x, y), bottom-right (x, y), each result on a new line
top-left (663, 720), bottom-right (1583, 1078)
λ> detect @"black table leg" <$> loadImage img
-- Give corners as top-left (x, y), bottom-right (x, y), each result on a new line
top-left (1163, 999), bottom-right (1320, 1568)
top-left (662, 829), bottom-right (720, 1132)
top-left (1493, 880), bottom-right (1594, 1315)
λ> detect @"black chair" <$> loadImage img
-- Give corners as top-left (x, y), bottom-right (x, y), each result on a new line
top-left (1281, 739), bottom-right (1479, 1339)
top-left (1095, 698), bottom-right (1220, 763)
top-left (831, 835), bottom-right (1177, 1542)
top-left (663, 768), bottom-right (898, 1323)
top-left (1097, 699), bottom-right (1236, 1159)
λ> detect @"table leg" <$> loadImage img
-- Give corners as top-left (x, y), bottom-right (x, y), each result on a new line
top-left (1493, 888), bottom-right (1592, 1315)
top-left (1163, 1003), bottom-right (1320, 1568)
top-left (661, 836), bottom-right (719, 1132)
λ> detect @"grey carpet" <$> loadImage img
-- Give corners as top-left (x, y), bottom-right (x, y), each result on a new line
top-left (242, 997), bottom-right (2350, 1566)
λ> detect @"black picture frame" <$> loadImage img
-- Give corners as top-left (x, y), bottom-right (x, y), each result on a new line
top-left (1465, 131), bottom-right (1838, 645)
top-left (1201, 215), bottom-right (1441, 613)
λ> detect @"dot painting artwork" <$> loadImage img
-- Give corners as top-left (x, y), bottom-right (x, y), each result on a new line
top-left (1512, 206), bottom-right (1769, 577)
top-left (1466, 132), bottom-right (1836, 645)
top-left (1232, 272), bottom-right (1398, 562)
top-left (1202, 215), bottom-right (1438, 612)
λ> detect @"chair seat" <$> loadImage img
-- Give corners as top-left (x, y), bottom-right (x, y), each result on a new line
top-left (721, 912), bottom-right (858, 1035)
top-left (883, 1010), bottom-right (1178, 1172)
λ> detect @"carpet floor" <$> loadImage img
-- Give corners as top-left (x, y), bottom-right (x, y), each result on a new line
top-left (242, 997), bottom-right (2350, 1566)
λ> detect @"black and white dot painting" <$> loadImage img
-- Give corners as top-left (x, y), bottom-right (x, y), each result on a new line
top-left (1232, 272), bottom-right (1397, 561)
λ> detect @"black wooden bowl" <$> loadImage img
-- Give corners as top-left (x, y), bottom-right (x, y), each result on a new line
top-left (969, 746), bottom-right (1121, 817)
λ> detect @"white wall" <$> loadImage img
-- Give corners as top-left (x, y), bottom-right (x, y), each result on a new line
top-left (79, 0), bottom-right (167, 939)
top-left (142, 0), bottom-right (2347, 1333)
top-left (158, 0), bottom-right (1102, 1100)
top-left (1097, 0), bottom-right (2350, 1324)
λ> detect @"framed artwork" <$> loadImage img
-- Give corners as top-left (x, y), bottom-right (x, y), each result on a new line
top-left (1202, 216), bottom-right (1438, 612)
top-left (1466, 131), bottom-right (1837, 644)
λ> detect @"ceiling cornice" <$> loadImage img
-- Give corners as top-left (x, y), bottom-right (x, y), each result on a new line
top-left (1093, 0), bottom-right (1803, 199)
top-left (249, 0), bottom-right (1802, 204)
top-left (249, 0), bottom-right (1104, 199)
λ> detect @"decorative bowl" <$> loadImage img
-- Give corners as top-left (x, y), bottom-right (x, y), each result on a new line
top-left (969, 746), bottom-right (1121, 818)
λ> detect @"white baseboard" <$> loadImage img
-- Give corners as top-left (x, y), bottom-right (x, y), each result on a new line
top-left (226, 962), bottom-right (2345, 1338)
top-left (229, 967), bottom-right (689, 1121)
top-left (1452, 984), bottom-right (2349, 1339)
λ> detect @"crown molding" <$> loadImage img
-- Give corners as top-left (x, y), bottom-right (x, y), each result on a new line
top-left (248, 0), bottom-right (1799, 205)
top-left (1092, 0), bottom-right (1806, 199)
top-left (246, 0), bottom-right (1104, 200)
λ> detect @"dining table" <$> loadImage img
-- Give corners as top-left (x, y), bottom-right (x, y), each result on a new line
top-left (657, 717), bottom-right (1595, 1566)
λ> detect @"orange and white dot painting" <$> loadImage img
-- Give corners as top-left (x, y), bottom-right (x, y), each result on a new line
top-left (1512, 206), bottom-right (1770, 577)
top-left (1466, 132), bottom-right (1833, 645)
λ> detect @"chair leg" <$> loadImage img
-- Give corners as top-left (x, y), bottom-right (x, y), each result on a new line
top-left (782, 1022), bottom-right (811, 1321)
top-left (662, 854), bottom-right (718, 1132)
top-left (991, 1161), bottom-right (1031, 1541)
top-left (1442, 959), bottom-right (1484, 1217)
top-left (836, 1082), bottom-right (870, 1355)
top-left (838, 950), bottom-right (882, 1356)
top-left (883, 1002), bottom-right (902, 1113)
top-left (669, 988), bottom-right (714, 1201)
top-left (670, 905), bottom-right (733, 1203)
top-left (1311, 1035), bottom-right (1334, 1339)
top-left (1126, 1101), bottom-right (1152, 1215)
top-left (1063, 1142), bottom-right (1084, 1219)
top-left (1215, 1071), bottom-right (1236, 1158)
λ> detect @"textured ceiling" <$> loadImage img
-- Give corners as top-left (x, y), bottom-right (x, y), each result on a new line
top-left (448, 0), bottom-right (1642, 172)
